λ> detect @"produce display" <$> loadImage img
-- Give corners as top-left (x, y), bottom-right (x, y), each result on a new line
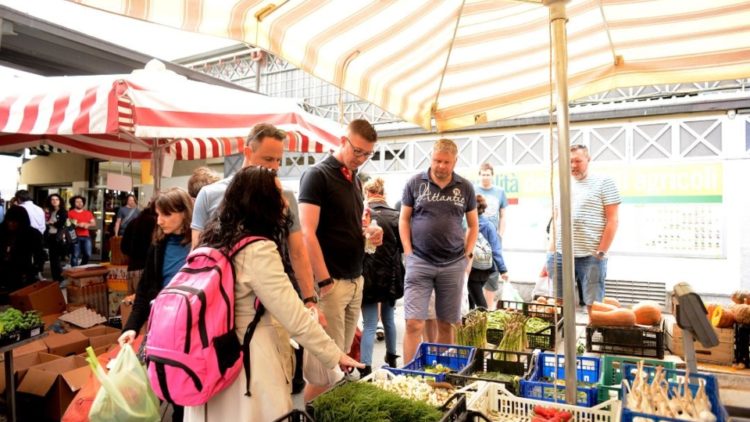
top-left (531, 405), bottom-right (572, 422)
top-left (312, 381), bottom-right (444, 422)
top-left (369, 373), bottom-right (455, 407)
top-left (731, 290), bottom-right (750, 305)
top-left (486, 310), bottom-right (552, 334)
top-left (538, 378), bottom-right (595, 403)
top-left (529, 297), bottom-right (561, 315)
top-left (497, 313), bottom-right (528, 352)
top-left (623, 363), bottom-right (718, 422)
top-left (457, 309), bottom-right (488, 348)
top-left (710, 306), bottom-right (735, 328)
top-left (589, 298), bottom-right (664, 328)
top-left (0, 307), bottom-right (44, 342)
top-left (423, 363), bottom-right (453, 375)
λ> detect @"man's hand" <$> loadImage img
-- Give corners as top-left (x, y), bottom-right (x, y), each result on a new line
top-left (364, 225), bottom-right (384, 246)
top-left (308, 303), bottom-right (328, 328)
top-left (500, 272), bottom-right (510, 281)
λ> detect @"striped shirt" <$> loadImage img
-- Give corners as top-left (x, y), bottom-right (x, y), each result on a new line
top-left (556, 174), bottom-right (620, 257)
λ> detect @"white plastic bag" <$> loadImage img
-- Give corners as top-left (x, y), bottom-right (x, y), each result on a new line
top-left (460, 273), bottom-right (470, 316)
top-left (532, 277), bottom-right (553, 299)
top-left (87, 345), bottom-right (160, 422)
top-left (501, 279), bottom-right (523, 303)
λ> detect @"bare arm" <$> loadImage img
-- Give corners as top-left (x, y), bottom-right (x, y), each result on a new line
top-left (398, 205), bottom-right (414, 255)
top-left (597, 203), bottom-right (619, 254)
top-left (299, 203), bottom-right (330, 283)
top-left (191, 229), bottom-right (201, 250)
top-left (498, 207), bottom-right (506, 238)
top-left (287, 230), bottom-right (315, 300)
top-left (464, 209), bottom-right (479, 257)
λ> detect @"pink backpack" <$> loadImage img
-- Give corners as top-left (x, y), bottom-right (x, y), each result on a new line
top-left (144, 236), bottom-right (267, 406)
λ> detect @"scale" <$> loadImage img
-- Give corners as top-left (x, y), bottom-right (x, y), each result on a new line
top-left (672, 282), bottom-right (719, 372)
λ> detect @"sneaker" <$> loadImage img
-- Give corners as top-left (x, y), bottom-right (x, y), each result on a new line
top-left (376, 325), bottom-right (385, 341)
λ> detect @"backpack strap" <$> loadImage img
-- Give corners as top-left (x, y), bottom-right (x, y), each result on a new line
top-left (242, 297), bottom-right (265, 396)
top-left (229, 235), bottom-right (267, 257)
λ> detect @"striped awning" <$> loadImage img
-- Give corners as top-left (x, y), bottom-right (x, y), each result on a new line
top-left (74, 0), bottom-right (750, 131)
top-left (0, 62), bottom-right (343, 161)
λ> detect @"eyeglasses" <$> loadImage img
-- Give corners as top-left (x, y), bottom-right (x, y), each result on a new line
top-left (344, 136), bottom-right (374, 159)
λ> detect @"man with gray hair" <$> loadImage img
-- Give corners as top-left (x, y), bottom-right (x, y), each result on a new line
top-left (399, 138), bottom-right (478, 363)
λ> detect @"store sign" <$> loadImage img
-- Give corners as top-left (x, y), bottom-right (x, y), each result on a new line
top-left (106, 173), bottom-right (132, 192)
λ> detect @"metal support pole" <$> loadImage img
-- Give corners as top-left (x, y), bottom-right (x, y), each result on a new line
top-left (545, 0), bottom-right (577, 405)
top-left (152, 145), bottom-right (162, 194)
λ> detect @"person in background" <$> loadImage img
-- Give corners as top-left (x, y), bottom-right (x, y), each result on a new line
top-left (360, 177), bottom-right (404, 377)
top-left (118, 188), bottom-right (193, 422)
top-left (0, 206), bottom-right (45, 292)
top-left (114, 194), bottom-right (140, 237)
top-left (15, 190), bottom-right (45, 235)
top-left (547, 144), bottom-right (620, 313)
top-left (121, 200), bottom-right (158, 292)
top-left (474, 163), bottom-right (508, 309)
top-left (0, 195), bottom-right (5, 224)
top-left (184, 166), bottom-right (362, 422)
top-left (467, 194), bottom-right (508, 309)
top-left (299, 119), bottom-right (382, 400)
top-left (68, 195), bottom-right (96, 267)
top-left (44, 194), bottom-right (68, 283)
top-left (187, 166), bottom-right (221, 199)
top-left (399, 138), bottom-right (478, 363)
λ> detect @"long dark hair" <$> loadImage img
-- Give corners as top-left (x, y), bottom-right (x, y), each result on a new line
top-left (200, 166), bottom-right (290, 253)
top-left (45, 194), bottom-right (66, 211)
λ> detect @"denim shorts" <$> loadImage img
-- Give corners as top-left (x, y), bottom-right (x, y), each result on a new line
top-left (546, 252), bottom-right (607, 305)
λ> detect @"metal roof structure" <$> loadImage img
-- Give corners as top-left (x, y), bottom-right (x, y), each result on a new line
top-left (0, 4), bottom-right (252, 91)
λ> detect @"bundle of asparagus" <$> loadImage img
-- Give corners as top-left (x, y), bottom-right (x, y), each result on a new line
top-left (456, 309), bottom-right (488, 348)
top-left (497, 313), bottom-right (528, 352)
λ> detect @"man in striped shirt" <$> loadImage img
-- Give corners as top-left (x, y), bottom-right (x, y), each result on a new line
top-left (547, 144), bottom-right (620, 313)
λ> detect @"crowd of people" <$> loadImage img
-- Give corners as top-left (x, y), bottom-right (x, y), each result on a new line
top-left (0, 118), bottom-right (620, 420)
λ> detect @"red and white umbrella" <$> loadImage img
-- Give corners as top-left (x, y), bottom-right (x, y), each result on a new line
top-left (0, 60), bottom-right (343, 162)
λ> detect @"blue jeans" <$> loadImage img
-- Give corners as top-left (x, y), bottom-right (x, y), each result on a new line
top-left (360, 302), bottom-right (397, 366)
top-left (547, 252), bottom-right (607, 305)
top-left (72, 236), bottom-right (92, 266)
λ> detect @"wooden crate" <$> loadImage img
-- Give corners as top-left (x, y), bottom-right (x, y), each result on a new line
top-left (666, 320), bottom-right (734, 365)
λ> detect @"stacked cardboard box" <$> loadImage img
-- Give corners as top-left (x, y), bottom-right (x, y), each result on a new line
top-left (106, 264), bottom-right (130, 318)
top-left (666, 319), bottom-right (734, 365)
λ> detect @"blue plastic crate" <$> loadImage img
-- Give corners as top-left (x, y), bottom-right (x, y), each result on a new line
top-left (620, 364), bottom-right (728, 422)
top-left (384, 342), bottom-right (476, 382)
top-left (519, 352), bottom-right (600, 407)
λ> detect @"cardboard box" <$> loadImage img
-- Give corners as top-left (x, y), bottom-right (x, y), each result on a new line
top-left (0, 352), bottom-right (61, 394)
top-left (69, 275), bottom-right (106, 288)
top-left (66, 283), bottom-right (109, 317)
top-left (43, 331), bottom-right (90, 357)
top-left (62, 265), bottom-right (108, 278)
top-left (12, 338), bottom-right (48, 358)
top-left (17, 356), bottom-right (91, 421)
top-left (9, 281), bottom-right (66, 316)
top-left (81, 326), bottom-right (121, 349)
top-left (78, 343), bottom-right (116, 359)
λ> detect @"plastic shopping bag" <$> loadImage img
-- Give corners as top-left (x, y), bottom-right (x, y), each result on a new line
top-left (86, 344), bottom-right (160, 422)
top-left (501, 279), bottom-right (523, 303)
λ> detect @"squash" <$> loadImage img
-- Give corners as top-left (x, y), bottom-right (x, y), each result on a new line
top-left (590, 308), bottom-right (636, 327)
top-left (592, 301), bottom-right (617, 312)
top-left (711, 306), bottom-right (735, 328)
top-left (705, 303), bottom-right (719, 317)
top-left (603, 297), bottom-right (621, 308)
top-left (733, 304), bottom-right (750, 325)
top-left (731, 290), bottom-right (750, 305)
top-left (632, 301), bottom-right (662, 325)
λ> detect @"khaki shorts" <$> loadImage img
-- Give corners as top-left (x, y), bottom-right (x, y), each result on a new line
top-left (303, 276), bottom-right (363, 386)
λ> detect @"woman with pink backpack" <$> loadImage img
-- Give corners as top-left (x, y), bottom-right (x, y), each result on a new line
top-left (184, 166), bottom-right (362, 421)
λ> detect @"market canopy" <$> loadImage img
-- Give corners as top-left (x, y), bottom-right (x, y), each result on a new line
top-left (73, 0), bottom-right (750, 132)
top-left (0, 60), bottom-right (344, 162)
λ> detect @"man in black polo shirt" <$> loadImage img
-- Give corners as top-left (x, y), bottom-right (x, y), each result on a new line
top-left (299, 119), bottom-right (383, 399)
top-left (399, 138), bottom-right (479, 363)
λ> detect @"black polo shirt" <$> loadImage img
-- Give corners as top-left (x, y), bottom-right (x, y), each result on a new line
top-left (299, 155), bottom-right (365, 279)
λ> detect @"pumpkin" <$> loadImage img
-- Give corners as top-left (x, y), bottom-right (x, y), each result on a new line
top-left (603, 297), bottom-right (621, 308)
top-left (711, 306), bottom-right (735, 328)
top-left (632, 301), bottom-right (662, 325)
top-left (733, 304), bottom-right (750, 325)
top-left (705, 303), bottom-right (719, 317)
top-left (590, 308), bottom-right (636, 327)
top-left (592, 301), bottom-right (617, 312)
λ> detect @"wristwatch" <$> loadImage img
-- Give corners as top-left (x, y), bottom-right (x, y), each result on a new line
top-left (303, 295), bottom-right (319, 305)
top-left (595, 250), bottom-right (607, 258)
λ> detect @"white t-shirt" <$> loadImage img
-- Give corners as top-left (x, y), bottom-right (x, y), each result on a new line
top-left (21, 201), bottom-right (46, 235)
top-left (556, 174), bottom-right (620, 256)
